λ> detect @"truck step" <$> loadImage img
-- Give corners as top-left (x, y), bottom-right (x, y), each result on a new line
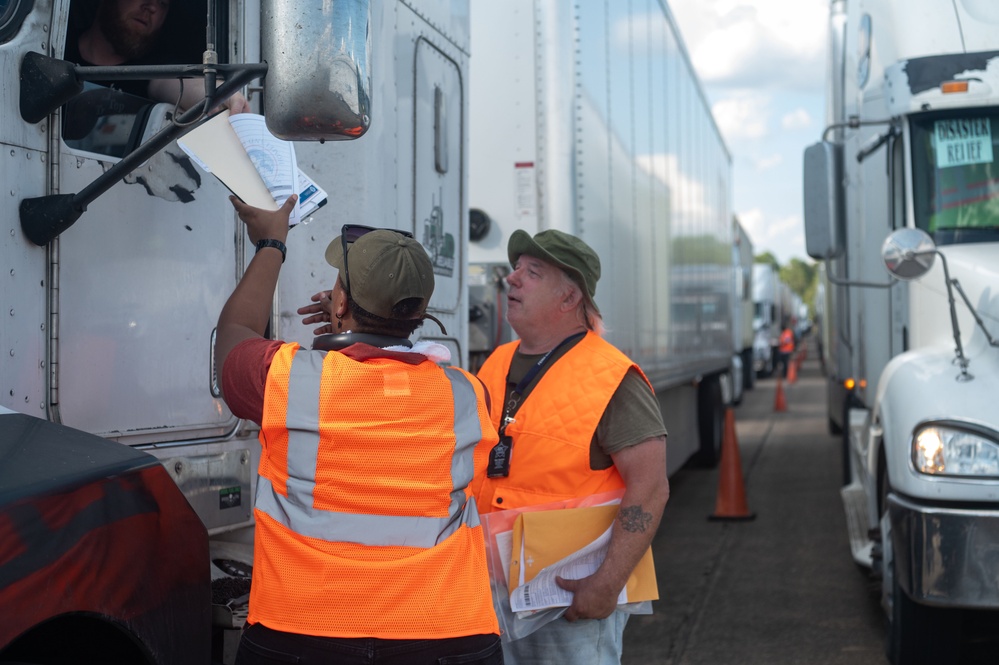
top-left (841, 483), bottom-right (874, 567)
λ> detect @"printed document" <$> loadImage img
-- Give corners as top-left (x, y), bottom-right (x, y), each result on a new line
top-left (505, 504), bottom-right (658, 615)
top-left (178, 111), bottom-right (327, 225)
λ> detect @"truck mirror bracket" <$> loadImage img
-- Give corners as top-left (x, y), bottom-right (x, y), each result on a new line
top-left (19, 63), bottom-right (266, 246)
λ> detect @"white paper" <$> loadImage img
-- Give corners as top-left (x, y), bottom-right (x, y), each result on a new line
top-left (178, 112), bottom-right (328, 226)
top-left (509, 524), bottom-right (630, 615)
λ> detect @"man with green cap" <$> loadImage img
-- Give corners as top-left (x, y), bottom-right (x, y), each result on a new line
top-left (215, 196), bottom-right (504, 664)
top-left (471, 229), bottom-right (669, 665)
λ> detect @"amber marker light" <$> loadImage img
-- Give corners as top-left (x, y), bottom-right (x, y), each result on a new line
top-left (844, 378), bottom-right (856, 390)
top-left (941, 80), bottom-right (970, 94)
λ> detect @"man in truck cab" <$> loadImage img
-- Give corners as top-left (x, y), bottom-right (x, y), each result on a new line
top-left (472, 229), bottom-right (669, 665)
top-left (214, 196), bottom-right (503, 664)
top-left (62, 0), bottom-right (248, 154)
top-left (67, 0), bottom-right (250, 110)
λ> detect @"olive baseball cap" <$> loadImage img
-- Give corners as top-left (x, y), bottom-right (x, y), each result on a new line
top-left (508, 229), bottom-right (601, 312)
top-left (325, 229), bottom-right (435, 320)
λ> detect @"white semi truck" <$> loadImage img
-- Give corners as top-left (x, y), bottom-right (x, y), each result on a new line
top-left (732, 217), bottom-right (756, 398)
top-left (466, 0), bottom-right (737, 474)
top-left (1, 0), bottom-right (469, 662)
top-left (751, 262), bottom-right (794, 377)
top-left (804, 0), bottom-right (999, 662)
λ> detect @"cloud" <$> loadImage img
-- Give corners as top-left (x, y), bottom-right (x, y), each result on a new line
top-left (711, 93), bottom-right (771, 142)
top-left (781, 108), bottom-right (813, 131)
top-left (668, 0), bottom-right (828, 92)
top-left (736, 208), bottom-right (806, 264)
top-left (756, 154), bottom-right (783, 170)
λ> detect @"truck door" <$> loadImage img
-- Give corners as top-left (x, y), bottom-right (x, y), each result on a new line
top-left (1, 0), bottom-right (48, 417)
top-left (47, 0), bottom-right (243, 444)
top-left (413, 37), bottom-right (465, 363)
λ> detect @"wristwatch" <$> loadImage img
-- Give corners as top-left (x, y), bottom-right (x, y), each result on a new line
top-left (255, 238), bottom-right (287, 263)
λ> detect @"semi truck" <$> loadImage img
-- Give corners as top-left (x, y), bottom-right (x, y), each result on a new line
top-left (1, 0), bottom-right (469, 662)
top-left (751, 262), bottom-right (794, 377)
top-left (732, 217), bottom-right (756, 397)
top-left (466, 0), bottom-right (737, 474)
top-left (804, 0), bottom-right (999, 662)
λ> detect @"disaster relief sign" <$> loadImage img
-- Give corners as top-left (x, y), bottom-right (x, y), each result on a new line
top-left (934, 118), bottom-right (994, 169)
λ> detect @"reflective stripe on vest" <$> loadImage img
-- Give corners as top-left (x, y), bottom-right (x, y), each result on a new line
top-left (254, 347), bottom-right (482, 548)
top-left (249, 344), bottom-right (499, 639)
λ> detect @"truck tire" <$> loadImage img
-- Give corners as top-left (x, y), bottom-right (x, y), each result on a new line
top-left (887, 560), bottom-right (962, 665)
top-left (694, 376), bottom-right (724, 468)
top-left (741, 348), bottom-right (755, 391)
top-left (881, 466), bottom-right (962, 665)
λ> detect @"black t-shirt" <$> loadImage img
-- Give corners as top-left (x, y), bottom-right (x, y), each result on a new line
top-left (62, 34), bottom-right (167, 99)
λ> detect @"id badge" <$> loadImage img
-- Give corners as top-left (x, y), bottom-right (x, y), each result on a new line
top-left (487, 435), bottom-right (513, 478)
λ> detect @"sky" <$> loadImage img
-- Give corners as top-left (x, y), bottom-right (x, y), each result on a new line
top-left (667, 0), bottom-right (830, 266)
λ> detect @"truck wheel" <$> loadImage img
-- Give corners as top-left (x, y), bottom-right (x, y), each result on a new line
top-left (694, 376), bottom-right (723, 468)
top-left (882, 468), bottom-right (962, 665)
top-left (887, 559), bottom-right (962, 665)
top-left (741, 349), bottom-right (754, 391)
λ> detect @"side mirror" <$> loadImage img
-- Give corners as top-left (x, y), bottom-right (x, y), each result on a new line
top-left (803, 141), bottom-right (843, 260)
top-left (261, 0), bottom-right (371, 141)
top-left (881, 228), bottom-right (936, 280)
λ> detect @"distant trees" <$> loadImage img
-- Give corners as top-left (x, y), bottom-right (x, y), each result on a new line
top-left (755, 253), bottom-right (820, 316)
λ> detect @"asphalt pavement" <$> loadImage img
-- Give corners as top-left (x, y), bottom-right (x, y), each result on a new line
top-left (622, 337), bottom-right (887, 664)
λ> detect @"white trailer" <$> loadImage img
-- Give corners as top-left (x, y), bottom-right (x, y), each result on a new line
top-left (732, 217), bottom-right (756, 397)
top-left (751, 263), bottom-right (794, 377)
top-left (804, 0), bottom-right (999, 662)
top-left (1, 0), bottom-right (468, 661)
top-left (466, 0), bottom-right (735, 473)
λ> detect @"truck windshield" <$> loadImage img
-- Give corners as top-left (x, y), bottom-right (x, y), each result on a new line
top-left (911, 112), bottom-right (999, 245)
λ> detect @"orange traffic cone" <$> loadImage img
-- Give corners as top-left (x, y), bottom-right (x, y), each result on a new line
top-left (709, 407), bottom-right (756, 521)
top-left (774, 378), bottom-right (787, 412)
top-left (787, 357), bottom-right (798, 384)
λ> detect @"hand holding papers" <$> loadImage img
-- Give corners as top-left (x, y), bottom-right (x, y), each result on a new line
top-left (506, 504), bottom-right (658, 615)
top-left (178, 111), bottom-right (327, 226)
top-left (480, 491), bottom-right (658, 642)
top-left (508, 505), bottom-right (658, 613)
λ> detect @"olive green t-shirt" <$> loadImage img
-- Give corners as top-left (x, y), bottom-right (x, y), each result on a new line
top-left (504, 339), bottom-right (668, 470)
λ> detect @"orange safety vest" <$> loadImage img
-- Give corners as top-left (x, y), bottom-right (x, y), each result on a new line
top-left (249, 343), bottom-right (499, 640)
top-left (779, 328), bottom-right (795, 354)
top-left (472, 332), bottom-right (651, 512)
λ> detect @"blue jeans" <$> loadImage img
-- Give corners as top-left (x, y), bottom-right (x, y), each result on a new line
top-left (235, 623), bottom-right (504, 665)
top-left (501, 611), bottom-right (629, 665)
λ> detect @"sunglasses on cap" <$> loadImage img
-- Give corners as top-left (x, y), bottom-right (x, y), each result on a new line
top-left (340, 224), bottom-right (415, 296)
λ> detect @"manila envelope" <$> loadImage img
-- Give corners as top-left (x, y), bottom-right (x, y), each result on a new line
top-left (508, 504), bottom-right (658, 603)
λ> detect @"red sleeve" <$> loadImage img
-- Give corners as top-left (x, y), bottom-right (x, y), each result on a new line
top-left (220, 338), bottom-right (284, 425)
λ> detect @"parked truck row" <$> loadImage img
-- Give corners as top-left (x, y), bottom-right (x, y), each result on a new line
top-left (1, 0), bottom-right (752, 662)
top-left (751, 262), bottom-right (800, 378)
top-left (805, 0), bottom-right (999, 663)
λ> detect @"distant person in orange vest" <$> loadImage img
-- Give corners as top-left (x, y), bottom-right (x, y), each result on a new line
top-left (778, 318), bottom-right (796, 379)
top-left (215, 196), bottom-right (503, 664)
top-left (473, 230), bottom-right (669, 665)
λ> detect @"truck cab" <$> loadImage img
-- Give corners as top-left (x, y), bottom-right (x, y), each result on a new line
top-left (1, 0), bottom-right (470, 662)
top-left (804, 1), bottom-right (999, 661)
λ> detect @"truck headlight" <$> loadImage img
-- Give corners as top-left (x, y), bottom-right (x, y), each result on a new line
top-left (913, 425), bottom-right (999, 476)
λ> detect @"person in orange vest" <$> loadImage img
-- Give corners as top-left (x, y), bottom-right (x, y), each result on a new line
top-left (778, 318), bottom-right (796, 379)
top-left (215, 195), bottom-right (503, 665)
top-left (473, 229), bottom-right (669, 665)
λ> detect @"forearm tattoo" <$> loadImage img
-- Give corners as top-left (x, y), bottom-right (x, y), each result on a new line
top-left (617, 505), bottom-right (653, 533)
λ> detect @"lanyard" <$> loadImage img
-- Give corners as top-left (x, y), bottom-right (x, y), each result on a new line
top-left (500, 331), bottom-right (585, 434)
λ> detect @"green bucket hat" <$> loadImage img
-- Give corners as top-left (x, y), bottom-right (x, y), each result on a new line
top-left (508, 229), bottom-right (601, 313)
top-left (325, 229), bottom-right (435, 320)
